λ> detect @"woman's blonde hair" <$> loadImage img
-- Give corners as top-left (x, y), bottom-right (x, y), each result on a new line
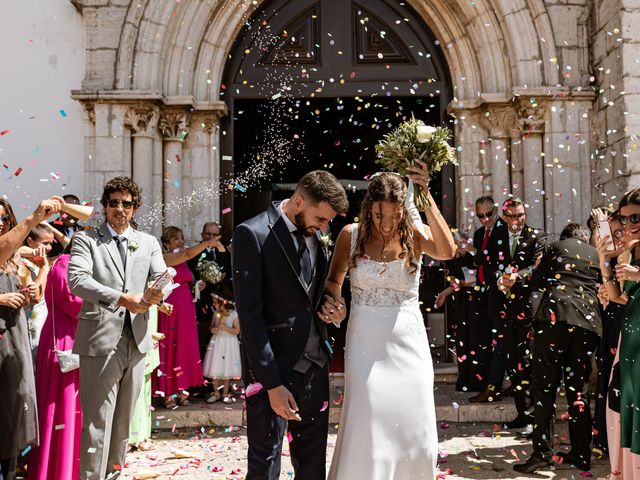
top-left (350, 172), bottom-right (420, 273)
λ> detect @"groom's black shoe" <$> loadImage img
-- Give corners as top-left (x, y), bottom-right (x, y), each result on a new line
top-left (513, 454), bottom-right (554, 473)
top-left (503, 413), bottom-right (533, 429)
top-left (554, 451), bottom-right (590, 471)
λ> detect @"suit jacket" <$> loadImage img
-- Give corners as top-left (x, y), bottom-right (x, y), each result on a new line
top-left (68, 222), bottom-right (167, 356)
top-left (473, 218), bottom-right (505, 286)
top-left (530, 237), bottom-right (602, 337)
top-left (487, 221), bottom-right (547, 323)
top-left (232, 202), bottom-right (332, 390)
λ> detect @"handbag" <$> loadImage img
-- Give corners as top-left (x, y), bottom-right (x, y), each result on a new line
top-left (51, 291), bottom-right (80, 373)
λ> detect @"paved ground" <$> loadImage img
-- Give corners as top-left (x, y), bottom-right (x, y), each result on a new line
top-left (121, 422), bottom-right (611, 479)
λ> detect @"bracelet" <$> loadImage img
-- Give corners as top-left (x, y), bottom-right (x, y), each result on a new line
top-left (602, 276), bottom-right (616, 283)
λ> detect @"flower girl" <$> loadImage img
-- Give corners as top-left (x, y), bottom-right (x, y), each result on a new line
top-left (204, 288), bottom-right (241, 404)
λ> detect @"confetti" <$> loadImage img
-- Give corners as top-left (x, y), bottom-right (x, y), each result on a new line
top-left (59, 109), bottom-right (68, 117)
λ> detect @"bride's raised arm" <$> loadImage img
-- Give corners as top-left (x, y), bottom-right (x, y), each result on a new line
top-left (324, 224), bottom-right (352, 300)
top-left (405, 160), bottom-right (456, 261)
top-left (415, 191), bottom-right (456, 261)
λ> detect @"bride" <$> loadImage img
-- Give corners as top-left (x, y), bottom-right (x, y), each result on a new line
top-left (325, 164), bottom-right (456, 479)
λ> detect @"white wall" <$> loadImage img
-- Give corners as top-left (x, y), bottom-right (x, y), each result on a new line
top-left (0, 0), bottom-right (85, 219)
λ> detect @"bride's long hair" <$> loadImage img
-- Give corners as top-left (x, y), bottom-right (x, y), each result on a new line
top-left (351, 173), bottom-right (420, 273)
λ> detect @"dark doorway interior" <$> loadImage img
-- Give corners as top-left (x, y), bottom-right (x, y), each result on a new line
top-left (232, 95), bottom-right (444, 225)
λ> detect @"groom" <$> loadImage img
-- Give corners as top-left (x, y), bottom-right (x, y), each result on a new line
top-left (233, 170), bottom-right (349, 479)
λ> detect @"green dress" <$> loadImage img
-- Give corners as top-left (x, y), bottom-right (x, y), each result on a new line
top-left (129, 306), bottom-right (160, 445)
top-left (621, 259), bottom-right (640, 454)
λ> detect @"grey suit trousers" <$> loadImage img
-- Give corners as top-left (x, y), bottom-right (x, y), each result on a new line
top-left (78, 327), bottom-right (145, 480)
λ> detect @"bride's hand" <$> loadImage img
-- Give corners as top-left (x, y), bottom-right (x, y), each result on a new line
top-left (405, 159), bottom-right (430, 190)
top-left (318, 295), bottom-right (346, 324)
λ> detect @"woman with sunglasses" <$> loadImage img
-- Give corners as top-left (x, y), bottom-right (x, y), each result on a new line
top-left (0, 196), bottom-right (63, 480)
top-left (596, 191), bottom-right (640, 479)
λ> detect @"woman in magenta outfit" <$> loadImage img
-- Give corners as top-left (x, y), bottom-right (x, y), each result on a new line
top-left (153, 226), bottom-right (223, 407)
top-left (27, 252), bottom-right (83, 480)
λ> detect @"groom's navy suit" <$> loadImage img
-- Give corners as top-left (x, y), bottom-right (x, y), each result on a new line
top-left (233, 202), bottom-right (332, 480)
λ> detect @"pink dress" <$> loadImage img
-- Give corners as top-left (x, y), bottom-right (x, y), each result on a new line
top-left (153, 262), bottom-right (204, 396)
top-left (27, 255), bottom-right (83, 480)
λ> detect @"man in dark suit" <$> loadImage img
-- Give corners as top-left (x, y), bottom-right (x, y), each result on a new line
top-left (469, 196), bottom-right (504, 402)
top-left (232, 170), bottom-right (349, 480)
top-left (515, 223), bottom-right (602, 473)
top-left (490, 199), bottom-right (546, 428)
top-left (187, 221), bottom-right (232, 360)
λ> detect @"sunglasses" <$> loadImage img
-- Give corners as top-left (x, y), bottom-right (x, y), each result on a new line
top-left (619, 214), bottom-right (640, 225)
top-left (477, 211), bottom-right (494, 220)
top-left (504, 212), bottom-right (525, 219)
top-left (107, 199), bottom-right (134, 210)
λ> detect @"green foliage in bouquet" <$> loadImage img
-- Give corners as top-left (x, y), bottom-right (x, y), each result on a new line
top-left (375, 116), bottom-right (457, 209)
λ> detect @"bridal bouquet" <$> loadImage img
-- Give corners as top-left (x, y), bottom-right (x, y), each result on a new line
top-left (197, 259), bottom-right (225, 285)
top-left (375, 116), bottom-right (457, 209)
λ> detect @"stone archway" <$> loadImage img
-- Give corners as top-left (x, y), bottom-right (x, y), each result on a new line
top-left (72, 0), bottom-right (595, 239)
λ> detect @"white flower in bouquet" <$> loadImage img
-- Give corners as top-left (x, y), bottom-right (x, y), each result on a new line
top-left (416, 125), bottom-right (437, 143)
top-left (375, 116), bottom-right (457, 210)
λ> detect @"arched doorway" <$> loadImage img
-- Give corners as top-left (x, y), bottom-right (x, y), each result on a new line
top-left (221, 0), bottom-right (454, 369)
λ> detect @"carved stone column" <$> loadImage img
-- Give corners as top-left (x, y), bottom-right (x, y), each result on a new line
top-left (180, 112), bottom-right (224, 243)
top-left (159, 112), bottom-right (189, 228)
top-left (518, 99), bottom-right (546, 230)
top-left (125, 106), bottom-right (159, 230)
top-left (481, 105), bottom-right (512, 204)
top-left (449, 107), bottom-right (490, 231)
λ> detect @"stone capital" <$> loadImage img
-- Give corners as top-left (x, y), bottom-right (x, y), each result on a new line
top-left (517, 98), bottom-right (546, 134)
top-left (124, 106), bottom-right (159, 137)
top-left (199, 113), bottom-right (225, 134)
top-left (83, 103), bottom-right (96, 125)
top-left (480, 105), bottom-right (514, 139)
top-left (159, 112), bottom-right (190, 141)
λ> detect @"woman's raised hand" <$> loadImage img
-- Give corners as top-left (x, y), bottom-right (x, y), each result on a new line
top-left (405, 159), bottom-right (430, 190)
top-left (32, 196), bottom-right (65, 223)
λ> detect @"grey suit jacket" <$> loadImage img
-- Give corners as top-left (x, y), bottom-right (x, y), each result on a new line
top-left (68, 222), bottom-right (166, 356)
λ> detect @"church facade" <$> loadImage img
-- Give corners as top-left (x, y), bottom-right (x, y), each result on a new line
top-left (67, 0), bottom-right (638, 238)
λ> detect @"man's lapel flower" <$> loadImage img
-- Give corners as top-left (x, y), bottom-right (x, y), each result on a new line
top-left (128, 239), bottom-right (139, 252)
top-left (319, 232), bottom-right (333, 257)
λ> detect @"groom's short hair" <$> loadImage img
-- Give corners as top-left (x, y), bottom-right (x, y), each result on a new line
top-left (295, 170), bottom-right (348, 214)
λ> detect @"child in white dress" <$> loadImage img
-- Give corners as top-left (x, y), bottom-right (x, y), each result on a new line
top-left (203, 290), bottom-right (241, 404)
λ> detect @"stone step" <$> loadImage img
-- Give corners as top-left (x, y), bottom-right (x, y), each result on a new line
top-left (152, 373), bottom-right (567, 431)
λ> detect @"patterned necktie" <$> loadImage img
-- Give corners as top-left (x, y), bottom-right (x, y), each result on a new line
top-left (113, 236), bottom-right (127, 270)
top-left (510, 234), bottom-right (519, 258)
top-left (293, 231), bottom-right (312, 286)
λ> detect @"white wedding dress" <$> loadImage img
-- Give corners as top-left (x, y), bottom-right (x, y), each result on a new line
top-left (328, 224), bottom-right (438, 480)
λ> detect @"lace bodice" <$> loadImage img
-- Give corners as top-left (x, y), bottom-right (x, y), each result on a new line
top-left (349, 224), bottom-right (420, 308)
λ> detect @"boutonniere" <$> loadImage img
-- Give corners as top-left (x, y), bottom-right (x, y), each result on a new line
top-left (319, 232), bottom-right (333, 257)
top-left (128, 240), bottom-right (139, 252)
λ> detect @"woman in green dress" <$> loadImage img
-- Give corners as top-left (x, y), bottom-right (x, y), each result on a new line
top-left (129, 302), bottom-right (173, 451)
top-left (597, 189), bottom-right (640, 478)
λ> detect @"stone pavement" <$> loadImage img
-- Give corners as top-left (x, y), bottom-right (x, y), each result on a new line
top-left (121, 422), bottom-right (611, 479)
top-left (133, 370), bottom-right (612, 480)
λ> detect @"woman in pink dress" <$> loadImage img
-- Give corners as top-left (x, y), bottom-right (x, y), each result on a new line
top-left (153, 226), bottom-right (223, 407)
top-left (27, 252), bottom-right (83, 480)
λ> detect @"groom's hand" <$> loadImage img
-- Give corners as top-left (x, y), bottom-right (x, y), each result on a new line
top-left (268, 386), bottom-right (301, 421)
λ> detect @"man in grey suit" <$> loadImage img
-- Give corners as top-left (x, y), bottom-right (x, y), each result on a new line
top-left (68, 177), bottom-right (166, 480)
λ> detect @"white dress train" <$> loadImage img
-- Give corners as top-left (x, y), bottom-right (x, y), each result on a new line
top-left (328, 224), bottom-right (438, 480)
